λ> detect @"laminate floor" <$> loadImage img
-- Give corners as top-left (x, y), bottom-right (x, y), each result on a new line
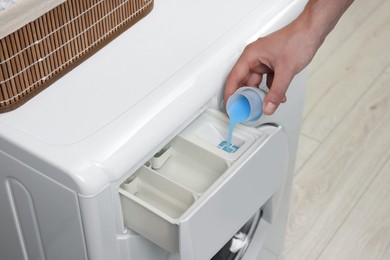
top-left (283, 0), bottom-right (390, 259)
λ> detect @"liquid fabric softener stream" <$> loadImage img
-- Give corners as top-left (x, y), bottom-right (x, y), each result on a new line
top-left (226, 95), bottom-right (250, 151)
top-left (224, 87), bottom-right (266, 153)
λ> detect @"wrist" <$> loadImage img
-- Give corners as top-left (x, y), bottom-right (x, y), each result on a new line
top-left (292, 7), bottom-right (327, 51)
top-left (293, 0), bottom-right (354, 50)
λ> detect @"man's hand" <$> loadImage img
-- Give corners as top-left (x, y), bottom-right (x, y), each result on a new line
top-left (224, 0), bottom-right (354, 115)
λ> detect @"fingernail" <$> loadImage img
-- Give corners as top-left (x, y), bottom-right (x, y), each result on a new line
top-left (264, 102), bottom-right (276, 114)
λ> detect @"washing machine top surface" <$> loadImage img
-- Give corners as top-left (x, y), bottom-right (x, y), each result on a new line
top-left (0, 0), bottom-right (272, 146)
top-left (0, 0), bottom-right (305, 195)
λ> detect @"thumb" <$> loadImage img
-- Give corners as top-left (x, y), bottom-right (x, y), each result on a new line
top-left (263, 70), bottom-right (294, 115)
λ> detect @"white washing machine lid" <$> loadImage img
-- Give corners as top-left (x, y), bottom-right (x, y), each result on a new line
top-left (0, 0), bottom-right (305, 195)
top-left (1, 0), bottom-right (271, 146)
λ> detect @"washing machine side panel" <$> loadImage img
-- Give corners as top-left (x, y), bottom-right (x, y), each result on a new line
top-left (0, 160), bottom-right (24, 260)
top-left (78, 186), bottom-right (123, 260)
top-left (0, 151), bottom-right (87, 260)
top-left (179, 127), bottom-right (289, 260)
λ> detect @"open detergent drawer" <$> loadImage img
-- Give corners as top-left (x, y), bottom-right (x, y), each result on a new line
top-left (118, 109), bottom-right (289, 260)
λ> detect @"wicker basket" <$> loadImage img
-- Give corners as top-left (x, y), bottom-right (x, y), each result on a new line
top-left (0, 0), bottom-right (154, 113)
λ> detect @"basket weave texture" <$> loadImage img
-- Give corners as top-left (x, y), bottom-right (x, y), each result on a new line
top-left (0, 0), bottom-right (154, 113)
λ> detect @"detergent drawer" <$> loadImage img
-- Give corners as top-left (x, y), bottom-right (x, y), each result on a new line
top-left (118, 109), bottom-right (289, 260)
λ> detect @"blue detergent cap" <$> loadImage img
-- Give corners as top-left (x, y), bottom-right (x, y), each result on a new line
top-left (226, 86), bottom-right (266, 126)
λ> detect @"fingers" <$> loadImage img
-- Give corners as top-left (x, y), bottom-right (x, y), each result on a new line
top-left (246, 72), bottom-right (263, 87)
top-left (224, 24), bottom-right (313, 115)
top-left (263, 67), bottom-right (294, 115)
top-left (225, 61), bottom-right (270, 105)
top-left (266, 73), bottom-right (287, 103)
top-left (225, 38), bottom-right (294, 115)
top-left (225, 56), bottom-right (292, 115)
top-left (266, 73), bottom-right (274, 89)
top-left (224, 61), bottom-right (250, 105)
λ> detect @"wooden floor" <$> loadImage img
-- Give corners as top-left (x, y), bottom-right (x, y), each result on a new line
top-left (283, 0), bottom-right (390, 259)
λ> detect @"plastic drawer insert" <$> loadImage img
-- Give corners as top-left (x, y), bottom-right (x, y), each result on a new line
top-left (119, 109), bottom-right (289, 260)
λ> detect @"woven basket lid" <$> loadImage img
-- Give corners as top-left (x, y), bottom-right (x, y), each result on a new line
top-left (0, 0), bottom-right (154, 113)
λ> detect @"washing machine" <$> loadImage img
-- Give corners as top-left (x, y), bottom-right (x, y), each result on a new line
top-left (0, 0), bottom-right (307, 259)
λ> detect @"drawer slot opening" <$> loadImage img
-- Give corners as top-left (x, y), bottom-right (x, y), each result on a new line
top-left (121, 166), bottom-right (195, 219)
top-left (117, 109), bottom-right (282, 255)
top-left (150, 136), bottom-right (229, 194)
top-left (119, 132), bottom-right (232, 253)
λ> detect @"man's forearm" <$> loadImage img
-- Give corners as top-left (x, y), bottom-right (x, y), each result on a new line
top-left (294, 0), bottom-right (354, 49)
